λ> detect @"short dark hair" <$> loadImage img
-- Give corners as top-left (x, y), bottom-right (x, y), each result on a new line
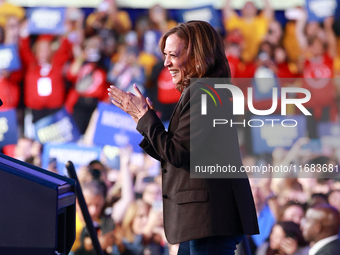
top-left (276, 221), bottom-right (307, 246)
top-left (82, 180), bottom-right (106, 199)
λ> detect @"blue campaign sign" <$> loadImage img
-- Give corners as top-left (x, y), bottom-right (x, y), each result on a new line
top-left (0, 44), bottom-right (21, 71)
top-left (0, 109), bottom-right (18, 148)
top-left (306, 0), bottom-right (338, 21)
top-left (35, 108), bottom-right (81, 144)
top-left (28, 7), bottom-right (66, 35)
top-left (93, 102), bottom-right (143, 152)
top-left (178, 5), bottom-right (222, 31)
top-left (143, 30), bottom-right (162, 58)
top-left (42, 143), bottom-right (102, 175)
top-left (251, 115), bottom-right (306, 154)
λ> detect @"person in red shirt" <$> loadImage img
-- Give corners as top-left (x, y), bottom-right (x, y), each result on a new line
top-left (0, 15), bottom-right (22, 110)
top-left (0, 71), bottom-right (20, 110)
top-left (274, 46), bottom-right (298, 79)
top-left (295, 11), bottom-right (338, 137)
top-left (65, 35), bottom-right (108, 134)
top-left (225, 29), bottom-right (243, 79)
top-left (19, 31), bottom-right (73, 122)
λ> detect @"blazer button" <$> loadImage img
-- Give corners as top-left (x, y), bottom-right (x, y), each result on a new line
top-left (162, 194), bottom-right (168, 199)
top-left (162, 168), bottom-right (167, 173)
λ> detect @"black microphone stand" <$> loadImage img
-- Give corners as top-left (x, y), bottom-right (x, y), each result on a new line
top-left (66, 161), bottom-right (104, 255)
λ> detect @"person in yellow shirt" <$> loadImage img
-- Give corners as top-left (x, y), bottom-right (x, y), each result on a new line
top-left (283, 20), bottom-right (302, 63)
top-left (0, 0), bottom-right (25, 27)
top-left (85, 0), bottom-right (131, 37)
top-left (71, 203), bottom-right (86, 252)
top-left (223, 0), bottom-right (273, 63)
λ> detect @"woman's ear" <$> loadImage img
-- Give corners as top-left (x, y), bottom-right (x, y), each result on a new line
top-left (194, 60), bottom-right (204, 77)
top-left (195, 63), bottom-right (200, 75)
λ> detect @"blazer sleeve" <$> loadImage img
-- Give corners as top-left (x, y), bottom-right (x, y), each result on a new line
top-left (139, 136), bottom-right (162, 161)
top-left (136, 84), bottom-right (217, 168)
top-left (136, 108), bottom-right (190, 168)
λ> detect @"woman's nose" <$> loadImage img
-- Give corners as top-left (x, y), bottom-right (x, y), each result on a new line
top-left (164, 56), bottom-right (171, 67)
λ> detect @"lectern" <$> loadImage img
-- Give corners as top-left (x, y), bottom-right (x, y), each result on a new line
top-left (0, 153), bottom-right (76, 255)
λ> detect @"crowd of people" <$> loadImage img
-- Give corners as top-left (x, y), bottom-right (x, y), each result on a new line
top-left (0, 0), bottom-right (340, 254)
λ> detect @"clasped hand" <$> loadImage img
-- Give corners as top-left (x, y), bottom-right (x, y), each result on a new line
top-left (107, 84), bottom-right (153, 123)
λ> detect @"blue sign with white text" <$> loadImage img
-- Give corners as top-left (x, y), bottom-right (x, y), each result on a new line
top-left (306, 0), bottom-right (338, 21)
top-left (251, 115), bottom-right (306, 154)
top-left (42, 143), bottom-right (102, 175)
top-left (178, 5), bottom-right (221, 31)
top-left (35, 108), bottom-right (81, 144)
top-left (0, 109), bottom-right (18, 148)
top-left (28, 7), bottom-right (66, 35)
top-left (93, 102), bottom-right (143, 152)
top-left (0, 44), bottom-right (21, 71)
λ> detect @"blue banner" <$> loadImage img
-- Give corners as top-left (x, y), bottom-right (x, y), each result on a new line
top-left (42, 143), bottom-right (102, 175)
top-left (143, 30), bottom-right (162, 58)
top-left (35, 108), bottom-right (81, 144)
top-left (178, 5), bottom-right (222, 31)
top-left (0, 109), bottom-right (18, 148)
top-left (306, 0), bottom-right (338, 21)
top-left (0, 44), bottom-right (21, 71)
top-left (93, 102), bottom-right (143, 152)
top-left (28, 7), bottom-right (66, 35)
top-left (251, 115), bottom-right (307, 154)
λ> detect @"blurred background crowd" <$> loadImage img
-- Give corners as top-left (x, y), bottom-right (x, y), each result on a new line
top-left (0, 0), bottom-right (340, 254)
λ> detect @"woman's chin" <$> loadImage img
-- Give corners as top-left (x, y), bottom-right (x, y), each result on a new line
top-left (171, 78), bottom-right (179, 85)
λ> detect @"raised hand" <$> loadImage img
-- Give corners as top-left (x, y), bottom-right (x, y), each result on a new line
top-left (280, 237), bottom-right (298, 255)
top-left (108, 84), bottom-right (149, 123)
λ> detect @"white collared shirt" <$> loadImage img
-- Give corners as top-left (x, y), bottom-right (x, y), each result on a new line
top-left (308, 235), bottom-right (339, 255)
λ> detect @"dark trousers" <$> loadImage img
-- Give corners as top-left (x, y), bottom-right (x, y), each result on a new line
top-left (177, 235), bottom-right (244, 255)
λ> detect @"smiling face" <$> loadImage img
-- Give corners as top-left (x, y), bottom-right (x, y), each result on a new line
top-left (163, 34), bottom-right (188, 85)
top-left (283, 205), bottom-right (304, 225)
top-left (269, 225), bottom-right (285, 250)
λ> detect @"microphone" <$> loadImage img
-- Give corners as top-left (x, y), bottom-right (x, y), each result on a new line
top-left (0, 99), bottom-right (2, 107)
